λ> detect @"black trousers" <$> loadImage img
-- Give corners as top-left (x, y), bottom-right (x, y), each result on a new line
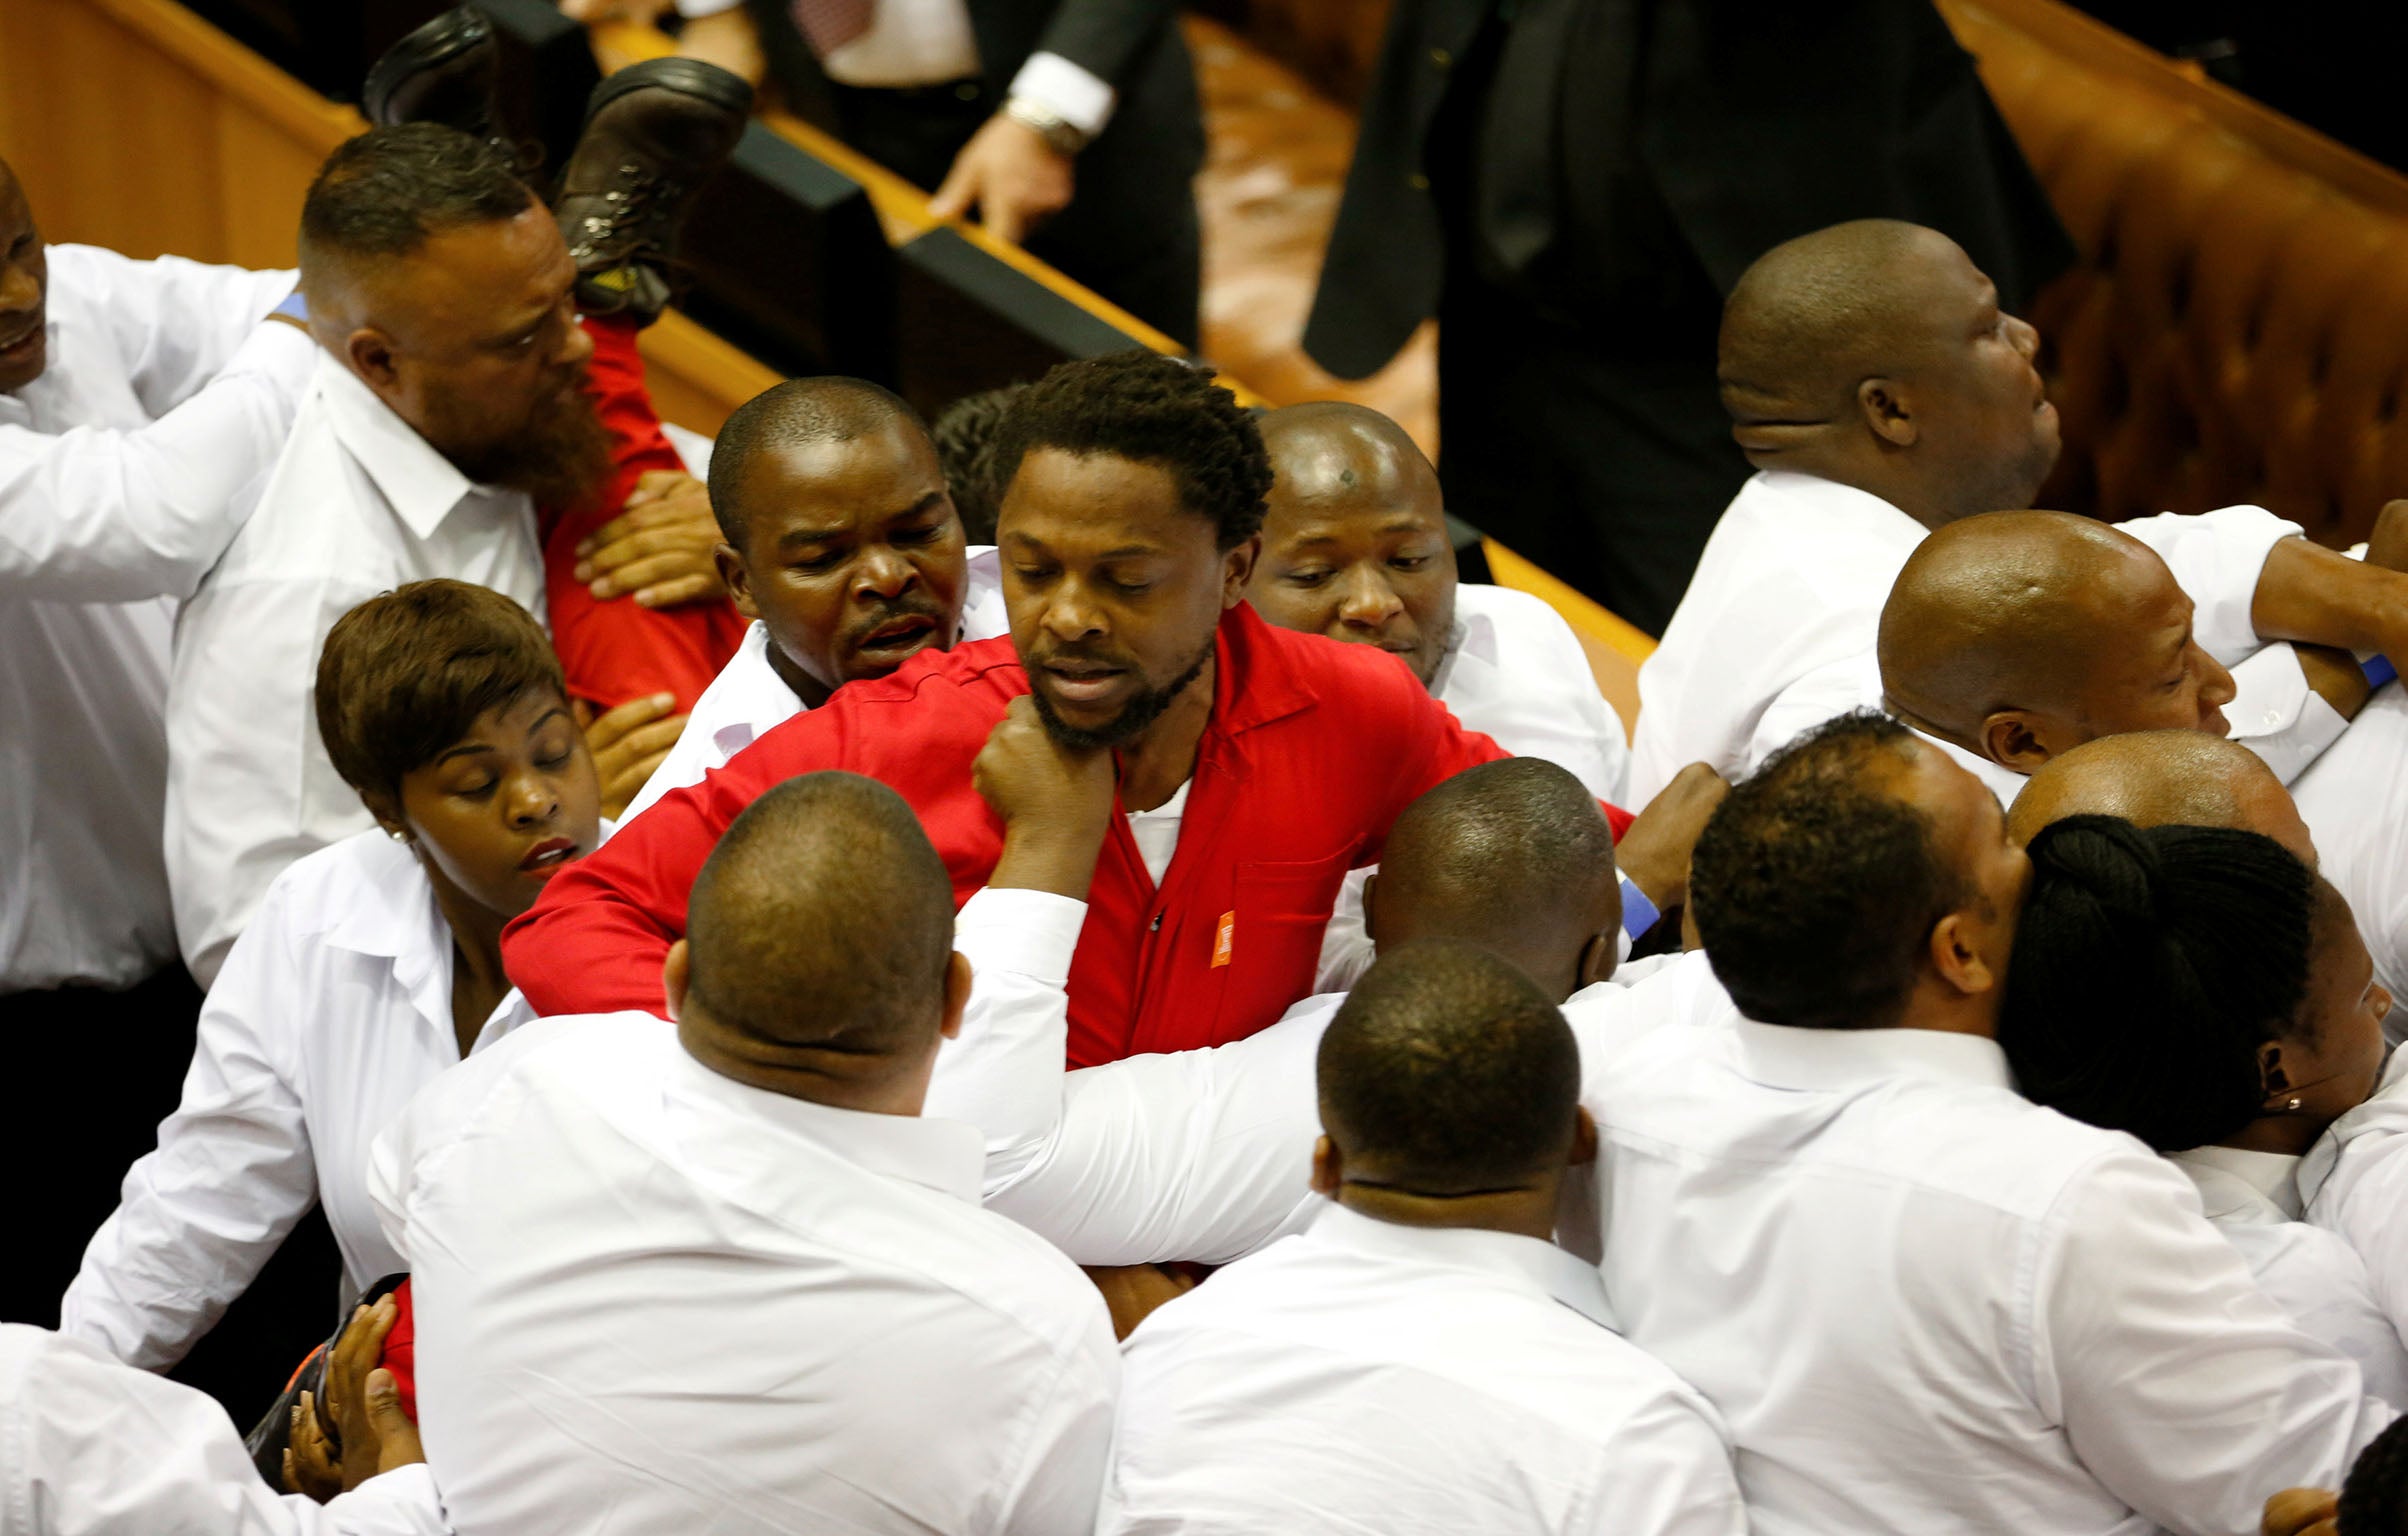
top-left (2, 965), bottom-right (342, 1418)
top-left (1433, 271), bottom-right (1748, 636)
top-left (830, 78), bottom-right (1203, 349)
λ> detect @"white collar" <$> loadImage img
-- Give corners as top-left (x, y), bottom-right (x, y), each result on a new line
top-left (664, 1046), bottom-right (985, 1203)
top-left (1748, 469), bottom-right (1929, 544)
top-left (1305, 1201), bottom-right (1616, 1330)
top-left (313, 350), bottom-right (492, 540)
top-left (1425, 604), bottom-right (1497, 700)
top-left (1732, 1019), bottom-right (2015, 1095)
top-left (2299, 1045), bottom-right (2408, 1205)
top-left (2169, 1143), bottom-right (2304, 1221)
top-left (317, 832), bottom-right (457, 1040)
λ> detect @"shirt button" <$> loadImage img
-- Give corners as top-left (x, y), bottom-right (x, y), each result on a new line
top-left (1150, 913), bottom-right (1163, 932)
top-left (1408, 172), bottom-right (1430, 191)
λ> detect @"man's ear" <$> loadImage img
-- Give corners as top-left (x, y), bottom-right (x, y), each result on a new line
top-left (1568, 1106), bottom-right (1599, 1168)
top-left (1220, 533), bottom-right (1262, 607)
top-left (1927, 911), bottom-right (2000, 998)
top-left (662, 939), bottom-right (692, 1023)
top-left (1576, 928), bottom-right (1619, 990)
top-left (716, 543), bottom-right (759, 621)
top-left (1981, 711), bottom-right (2055, 774)
top-left (347, 326), bottom-right (401, 391)
top-left (1310, 1134), bottom-right (1341, 1198)
top-left (939, 950), bottom-right (973, 1041)
top-left (1858, 377), bottom-right (1918, 448)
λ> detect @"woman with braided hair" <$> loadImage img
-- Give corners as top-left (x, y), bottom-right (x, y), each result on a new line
top-left (2002, 815), bottom-right (2408, 1405)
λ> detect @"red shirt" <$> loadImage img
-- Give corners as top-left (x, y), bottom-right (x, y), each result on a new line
top-left (504, 603), bottom-right (1633, 1065)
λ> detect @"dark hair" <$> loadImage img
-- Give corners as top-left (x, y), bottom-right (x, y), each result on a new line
top-left (2000, 815), bottom-right (2314, 1152)
top-left (685, 772), bottom-right (956, 1054)
top-left (315, 580), bottom-right (565, 803)
top-left (1377, 757), bottom-right (1618, 955)
top-left (929, 383), bottom-right (1028, 546)
top-left (1690, 711), bottom-right (1972, 1031)
top-left (2341, 1412), bottom-right (2408, 1535)
top-left (299, 124), bottom-right (533, 266)
top-left (706, 376), bottom-right (924, 547)
top-left (1317, 939), bottom-right (1580, 1195)
top-left (988, 350), bottom-right (1271, 550)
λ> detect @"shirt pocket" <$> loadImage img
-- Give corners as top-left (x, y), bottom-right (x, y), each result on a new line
top-left (1212, 856), bottom-right (1355, 1046)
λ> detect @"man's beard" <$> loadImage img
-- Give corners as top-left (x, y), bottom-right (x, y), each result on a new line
top-left (440, 374), bottom-right (613, 510)
top-left (1030, 638), bottom-right (1214, 752)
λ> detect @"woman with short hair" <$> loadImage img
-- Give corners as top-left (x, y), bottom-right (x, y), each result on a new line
top-left (61, 580), bottom-right (603, 1373)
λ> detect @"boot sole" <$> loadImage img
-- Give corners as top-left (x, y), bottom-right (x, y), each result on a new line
top-left (362, 6), bottom-right (496, 126)
top-left (583, 57), bottom-right (756, 124)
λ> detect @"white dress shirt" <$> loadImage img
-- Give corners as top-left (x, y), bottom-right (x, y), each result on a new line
top-left (1099, 1202), bottom-right (1744, 1536)
top-left (1744, 641), bottom-right (2350, 799)
top-left (1630, 468), bottom-right (2303, 801)
top-left (2292, 684), bottom-right (2408, 1038)
top-left (2303, 1050), bottom-right (2408, 1352)
top-left (0, 1324), bottom-right (446, 1536)
top-left (59, 830), bottom-right (531, 1372)
top-left (370, 1010), bottom-right (1119, 1536)
top-left (2168, 1142), bottom-right (2408, 1408)
top-left (1, 245), bottom-right (311, 991)
top-left (618, 545), bottom-right (1007, 821)
top-left (670, 0), bottom-right (1120, 135)
top-left (1435, 582), bottom-right (1631, 803)
top-left (165, 351), bottom-right (544, 986)
top-left (1585, 1010), bottom-right (2393, 1536)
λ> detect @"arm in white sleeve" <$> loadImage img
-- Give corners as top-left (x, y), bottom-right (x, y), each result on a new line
top-left (2227, 644), bottom-right (2353, 785)
top-left (0, 321), bottom-right (315, 601)
top-left (2116, 505), bottom-right (2304, 664)
top-left (0, 1325), bottom-right (449, 1536)
top-left (2046, 1152), bottom-right (2395, 1535)
top-left (923, 885), bottom-right (1092, 1187)
top-left (98, 252), bottom-right (300, 417)
top-left (57, 892), bottom-right (320, 1372)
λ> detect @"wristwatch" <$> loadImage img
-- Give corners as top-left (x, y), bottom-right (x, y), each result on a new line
top-left (1003, 95), bottom-right (1091, 157)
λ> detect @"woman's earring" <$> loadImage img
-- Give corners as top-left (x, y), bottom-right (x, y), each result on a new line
top-left (389, 829), bottom-right (409, 844)
top-left (2286, 1096), bottom-right (2303, 1112)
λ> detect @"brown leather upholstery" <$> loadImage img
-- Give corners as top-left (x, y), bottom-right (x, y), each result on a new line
top-left (1201, 0), bottom-right (2408, 549)
top-left (1942, 0), bottom-right (2408, 547)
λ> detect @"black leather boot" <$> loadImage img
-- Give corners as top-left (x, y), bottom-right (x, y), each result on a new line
top-left (362, 7), bottom-right (499, 144)
top-left (554, 58), bottom-right (754, 326)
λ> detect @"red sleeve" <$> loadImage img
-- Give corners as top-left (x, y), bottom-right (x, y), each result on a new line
top-left (503, 722), bottom-right (824, 1016)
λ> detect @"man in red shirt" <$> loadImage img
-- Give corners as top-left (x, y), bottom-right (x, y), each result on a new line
top-left (504, 352), bottom-right (1641, 1065)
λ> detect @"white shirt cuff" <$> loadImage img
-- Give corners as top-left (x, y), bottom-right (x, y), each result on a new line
top-left (955, 886), bottom-right (1088, 988)
top-left (674, 0), bottom-right (745, 16)
top-left (1007, 51), bottom-right (1118, 139)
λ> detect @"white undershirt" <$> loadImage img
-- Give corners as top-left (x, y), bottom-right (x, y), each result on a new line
top-left (1125, 780), bottom-right (1190, 888)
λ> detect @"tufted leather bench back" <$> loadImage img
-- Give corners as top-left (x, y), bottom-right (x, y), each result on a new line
top-left (1939, 0), bottom-right (2408, 547)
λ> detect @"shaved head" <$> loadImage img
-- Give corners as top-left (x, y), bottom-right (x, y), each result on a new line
top-left (1878, 511), bottom-right (2236, 771)
top-left (2007, 729), bottom-right (2318, 865)
top-left (1366, 758), bottom-right (1620, 1001)
top-left (1250, 402), bottom-right (1459, 685)
top-left (709, 376), bottom-right (924, 546)
top-left (1717, 219), bottom-right (2059, 529)
top-left (683, 772), bottom-right (956, 1060)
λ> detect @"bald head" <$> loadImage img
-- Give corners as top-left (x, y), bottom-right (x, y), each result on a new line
top-left (680, 772), bottom-right (958, 1077)
top-left (2007, 730), bottom-right (2318, 864)
top-left (1251, 402), bottom-right (1459, 685)
top-left (1879, 511), bottom-right (2235, 773)
top-left (1718, 219), bottom-right (2059, 529)
top-left (709, 376), bottom-right (926, 546)
top-left (0, 155), bottom-right (47, 393)
top-left (1366, 758), bottom-right (1620, 1001)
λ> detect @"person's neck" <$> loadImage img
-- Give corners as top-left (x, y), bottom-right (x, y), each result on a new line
top-left (1886, 985), bottom-right (2001, 1039)
top-left (1115, 656), bottom-right (1216, 812)
top-left (1774, 451), bottom-right (1959, 534)
top-left (426, 869), bottom-right (510, 1057)
top-left (2222, 1114), bottom-right (2333, 1160)
top-left (1336, 1181), bottom-right (1559, 1241)
top-left (676, 1011), bottom-right (930, 1116)
top-left (765, 639), bottom-right (837, 712)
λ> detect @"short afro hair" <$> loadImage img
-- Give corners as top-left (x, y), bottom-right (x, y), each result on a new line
top-left (1317, 939), bottom-right (1580, 1195)
top-left (929, 383), bottom-right (1028, 547)
top-left (299, 124), bottom-right (534, 269)
top-left (987, 350), bottom-right (1271, 550)
top-left (1690, 710), bottom-right (1974, 1031)
top-left (706, 376), bottom-right (925, 548)
top-left (315, 580), bottom-right (565, 805)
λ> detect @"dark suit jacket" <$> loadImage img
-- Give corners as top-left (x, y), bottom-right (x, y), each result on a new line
top-left (744, 0), bottom-right (1203, 265)
top-left (1303, 0), bottom-right (2075, 380)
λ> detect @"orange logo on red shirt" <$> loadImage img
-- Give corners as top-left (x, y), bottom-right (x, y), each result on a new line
top-left (1212, 911), bottom-right (1235, 968)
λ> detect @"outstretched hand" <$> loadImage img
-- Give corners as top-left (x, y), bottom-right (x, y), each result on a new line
top-left (574, 470), bottom-right (727, 609)
top-left (927, 115), bottom-right (1075, 246)
top-left (578, 692), bottom-right (687, 821)
top-left (1614, 762), bottom-right (1729, 916)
